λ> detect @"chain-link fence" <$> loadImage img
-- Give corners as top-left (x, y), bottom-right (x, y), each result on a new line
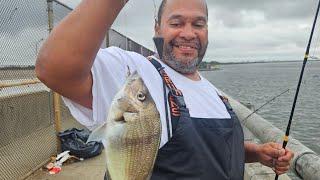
top-left (0, 0), bottom-right (154, 179)
top-left (0, 0), bottom-right (56, 179)
top-left (109, 28), bottom-right (154, 56)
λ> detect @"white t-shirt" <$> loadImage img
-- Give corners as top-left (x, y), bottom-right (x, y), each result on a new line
top-left (63, 46), bottom-right (231, 148)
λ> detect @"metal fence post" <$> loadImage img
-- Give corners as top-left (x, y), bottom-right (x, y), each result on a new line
top-left (47, 0), bottom-right (62, 152)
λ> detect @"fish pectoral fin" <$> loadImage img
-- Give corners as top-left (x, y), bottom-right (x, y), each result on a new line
top-left (103, 168), bottom-right (112, 180)
top-left (87, 123), bottom-right (108, 144)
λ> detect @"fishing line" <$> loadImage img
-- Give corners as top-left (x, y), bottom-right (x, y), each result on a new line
top-left (311, 23), bottom-right (320, 59)
top-left (242, 78), bottom-right (312, 122)
top-left (275, 0), bottom-right (320, 179)
top-left (311, 35), bottom-right (320, 59)
top-left (242, 88), bottom-right (290, 122)
top-left (153, 0), bottom-right (158, 23)
top-left (121, 0), bottom-right (128, 50)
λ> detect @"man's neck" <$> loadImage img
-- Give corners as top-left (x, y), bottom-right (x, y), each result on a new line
top-left (184, 71), bottom-right (201, 81)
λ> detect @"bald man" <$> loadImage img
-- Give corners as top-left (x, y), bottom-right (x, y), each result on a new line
top-left (36, 0), bottom-right (293, 179)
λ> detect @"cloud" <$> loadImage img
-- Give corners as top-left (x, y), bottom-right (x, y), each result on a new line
top-left (208, 0), bottom-right (315, 21)
top-left (121, 0), bottom-right (319, 61)
top-left (205, 0), bottom-right (317, 61)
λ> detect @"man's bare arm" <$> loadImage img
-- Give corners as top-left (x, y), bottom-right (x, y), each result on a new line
top-left (35, 0), bottom-right (127, 109)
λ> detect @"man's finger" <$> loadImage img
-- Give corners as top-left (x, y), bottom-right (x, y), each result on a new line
top-left (275, 165), bottom-right (290, 172)
top-left (275, 160), bottom-right (290, 167)
top-left (279, 149), bottom-right (286, 156)
top-left (278, 149), bottom-right (294, 161)
top-left (274, 169), bottom-right (288, 175)
top-left (274, 165), bottom-right (290, 175)
top-left (268, 142), bottom-right (282, 149)
top-left (272, 158), bottom-right (276, 168)
top-left (268, 147), bottom-right (285, 158)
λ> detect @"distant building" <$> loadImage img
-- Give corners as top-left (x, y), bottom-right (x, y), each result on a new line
top-left (198, 61), bottom-right (220, 71)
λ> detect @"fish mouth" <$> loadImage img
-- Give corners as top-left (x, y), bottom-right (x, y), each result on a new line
top-left (114, 112), bottom-right (138, 123)
top-left (114, 116), bottom-right (125, 123)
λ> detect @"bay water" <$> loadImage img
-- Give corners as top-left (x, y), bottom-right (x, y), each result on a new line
top-left (202, 61), bottom-right (320, 154)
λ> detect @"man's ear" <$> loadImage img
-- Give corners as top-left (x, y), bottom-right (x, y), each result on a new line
top-left (154, 21), bottom-right (160, 36)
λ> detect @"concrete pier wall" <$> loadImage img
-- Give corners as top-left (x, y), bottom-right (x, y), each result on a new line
top-left (0, 87), bottom-right (56, 180)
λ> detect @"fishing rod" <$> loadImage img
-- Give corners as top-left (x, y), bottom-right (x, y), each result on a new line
top-left (275, 0), bottom-right (320, 179)
top-left (242, 88), bottom-right (290, 122)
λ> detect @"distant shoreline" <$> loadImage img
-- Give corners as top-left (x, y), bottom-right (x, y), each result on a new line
top-left (198, 59), bottom-right (320, 71)
top-left (217, 59), bottom-right (320, 65)
top-left (198, 67), bottom-right (221, 71)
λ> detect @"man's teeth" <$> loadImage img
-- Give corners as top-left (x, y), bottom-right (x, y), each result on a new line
top-left (178, 45), bottom-right (194, 49)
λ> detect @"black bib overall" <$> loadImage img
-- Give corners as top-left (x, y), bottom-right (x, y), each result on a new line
top-left (150, 59), bottom-right (245, 180)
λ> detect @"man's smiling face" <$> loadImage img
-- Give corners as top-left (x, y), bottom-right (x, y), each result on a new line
top-left (155, 0), bottom-right (208, 74)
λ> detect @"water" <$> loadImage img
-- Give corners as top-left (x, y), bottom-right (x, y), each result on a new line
top-left (202, 61), bottom-right (320, 154)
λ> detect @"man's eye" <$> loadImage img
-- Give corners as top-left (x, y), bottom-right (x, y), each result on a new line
top-left (170, 23), bottom-right (181, 27)
top-left (194, 23), bottom-right (206, 28)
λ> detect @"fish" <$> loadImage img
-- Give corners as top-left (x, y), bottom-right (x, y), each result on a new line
top-left (88, 71), bottom-right (161, 180)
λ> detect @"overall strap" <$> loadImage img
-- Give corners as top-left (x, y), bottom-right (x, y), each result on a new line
top-left (218, 94), bottom-right (233, 111)
top-left (149, 58), bottom-right (189, 136)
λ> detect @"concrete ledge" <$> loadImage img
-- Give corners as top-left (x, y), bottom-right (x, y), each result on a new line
top-left (26, 151), bottom-right (106, 180)
top-left (245, 163), bottom-right (291, 180)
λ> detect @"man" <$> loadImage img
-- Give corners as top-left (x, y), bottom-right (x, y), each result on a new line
top-left (36, 0), bottom-right (294, 179)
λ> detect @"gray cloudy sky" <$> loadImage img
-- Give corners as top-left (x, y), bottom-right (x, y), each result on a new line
top-left (61, 0), bottom-right (320, 62)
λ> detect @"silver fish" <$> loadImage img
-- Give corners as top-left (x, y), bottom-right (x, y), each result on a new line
top-left (89, 72), bottom-right (161, 180)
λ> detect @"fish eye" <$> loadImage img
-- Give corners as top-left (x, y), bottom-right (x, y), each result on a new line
top-left (137, 92), bottom-right (146, 101)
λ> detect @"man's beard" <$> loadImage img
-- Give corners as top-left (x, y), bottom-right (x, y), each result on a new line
top-left (162, 38), bottom-right (208, 74)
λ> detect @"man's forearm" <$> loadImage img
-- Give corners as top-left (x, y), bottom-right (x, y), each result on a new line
top-left (244, 141), bottom-right (260, 163)
top-left (36, 0), bottom-right (127, 85)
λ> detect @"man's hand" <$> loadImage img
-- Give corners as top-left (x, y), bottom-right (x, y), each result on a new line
top-left (256, 142), bottom-right (294, 175)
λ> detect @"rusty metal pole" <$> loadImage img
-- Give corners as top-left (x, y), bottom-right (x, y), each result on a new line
top-left (0, 79), bottom-right (41, 88)
top-left (47, 0), bottom-right (62, 152)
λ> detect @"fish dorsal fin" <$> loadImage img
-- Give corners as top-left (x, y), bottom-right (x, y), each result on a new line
top-left (126, 65), bottom-right (131, 78)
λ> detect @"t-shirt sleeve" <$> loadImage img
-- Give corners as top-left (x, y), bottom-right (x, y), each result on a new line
top-left (62, 47), bottom-right (132, 130)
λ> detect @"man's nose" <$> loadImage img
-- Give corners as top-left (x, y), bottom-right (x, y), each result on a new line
top-left (179, 24), bottom-right (196, 40)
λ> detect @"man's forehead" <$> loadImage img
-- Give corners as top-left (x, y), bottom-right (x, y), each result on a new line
top-left (165, 0), bottom-right (207, 5)
top-left (168, 14), bottom-right (207, 22)
top-left (164, 0), bottom-right (207, 15)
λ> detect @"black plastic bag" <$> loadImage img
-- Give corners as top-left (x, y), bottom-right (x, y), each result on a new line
top-left (58, 128), bottom-right (104, 159)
